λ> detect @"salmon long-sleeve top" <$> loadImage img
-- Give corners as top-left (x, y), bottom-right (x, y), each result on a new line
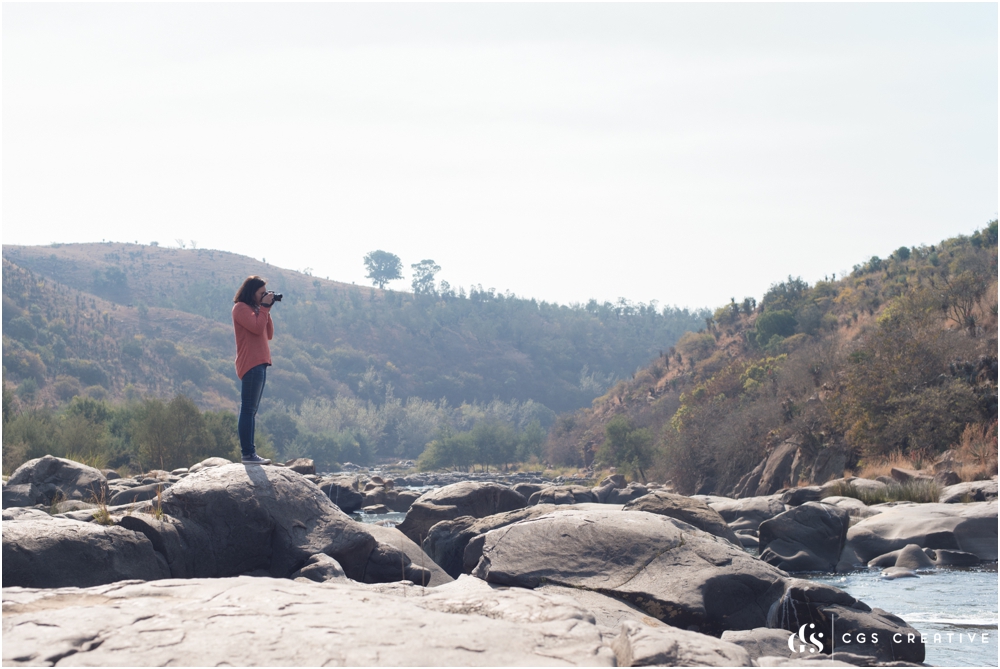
top-left (233, 302), bottom-right (273, 379)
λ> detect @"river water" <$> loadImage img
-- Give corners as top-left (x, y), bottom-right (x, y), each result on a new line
top-left (807, 565), bottom-right (998, 667)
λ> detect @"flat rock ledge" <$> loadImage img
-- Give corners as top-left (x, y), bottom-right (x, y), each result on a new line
top-left (1, 575), bottom-right (769, 667)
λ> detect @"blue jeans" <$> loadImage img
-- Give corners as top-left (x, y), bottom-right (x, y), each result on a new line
top-left (238, 363), bottom-right (268, 457)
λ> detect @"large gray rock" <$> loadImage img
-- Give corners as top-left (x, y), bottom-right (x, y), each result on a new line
top-left (1, 483), bottom-right (44, 508)
top-left (766, 578), bottom-right (924, 663)
top-left (758, 502), bottom-right (850, 573)
top-left (843, 501), bottom-right (998, 563)
top-left (2, 515), bottom-right (169, 588)
top-left (5, 455), bottom-right (108, 506)
top-left (1, 576), bottom-right (616, 666)
top-left (939, 479), bottom-right (998, 503)
top-left (708, 495), bottom-right (788, 532)
top-left (819, 496), bottom-right (882, 519)
top-left (612, 620), bottom-right (752, 667)
top-left (142, 464), bottom-right (429, 584)
top-left (423, 504), bottom-right (565, 578)
top-left (364, 523), bottom-right (453, 587)
top-left (187, 456), bottom-right (232, 473)
top-left (397, 481), bottom-right (527, 544)
top-left (319, 475), bottom-right (365, 514)
top-left (471, 507), bottom-right (789, 635)
top-left (109, 482), bottom-right (167, 506)
top-left (623, 491), bottom-right (741, 545)
top-left (290, 553), bottom-right (348, 583)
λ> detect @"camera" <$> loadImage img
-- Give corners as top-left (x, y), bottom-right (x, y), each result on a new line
top-left (270, 292), bottom-right (283, 302)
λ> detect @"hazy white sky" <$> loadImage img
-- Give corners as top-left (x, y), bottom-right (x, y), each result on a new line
top-left (4, 3), bottom-right (997, 309)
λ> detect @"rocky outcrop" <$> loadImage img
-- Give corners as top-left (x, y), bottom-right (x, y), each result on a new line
top-left (1, 576), bottom-right (617, 666)
top-left (364, 523), bottom-right (453, 587)
top-left (843, 501), bottom-right (998, 563)
top-left (4, 455), bottom-right (108, 507)
top-left (396, 481), bottom-right (527, 544)
top-left (471, 507), bottom-right (789, 635)
top-left (3, 515), bottom-right (169, 587)
top-left (623, 491), bottom-right (741, 545)
top-left (153, 464), bottom-right (429, 584)
top-left (758, 502), bottom-right (850, 572)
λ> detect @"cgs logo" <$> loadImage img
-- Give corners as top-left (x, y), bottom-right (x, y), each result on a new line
top-left (788, 623), bottom-right (825, 654)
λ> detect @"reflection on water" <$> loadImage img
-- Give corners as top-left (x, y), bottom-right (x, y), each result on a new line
top-left (806, 565), bottom-right (998, 667)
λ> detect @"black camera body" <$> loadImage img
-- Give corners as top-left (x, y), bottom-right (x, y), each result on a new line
top-left (271, 292), bottom-right (283, 302)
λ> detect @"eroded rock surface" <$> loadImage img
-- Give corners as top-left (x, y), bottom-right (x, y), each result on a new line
top-left (2, 576), bottom-right (616, 666)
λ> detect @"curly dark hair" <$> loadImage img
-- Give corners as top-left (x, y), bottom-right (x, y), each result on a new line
top-left (234, 275), bottom-right (267, 307)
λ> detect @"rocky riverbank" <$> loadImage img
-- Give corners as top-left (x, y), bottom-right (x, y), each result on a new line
top-left (3, 455), bottom-right (997, 666)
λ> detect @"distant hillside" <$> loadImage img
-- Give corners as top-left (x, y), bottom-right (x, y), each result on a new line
top-left (1, 243), bottom-right (706, 415)
top-left (547, 222), bottom-right (999, 495)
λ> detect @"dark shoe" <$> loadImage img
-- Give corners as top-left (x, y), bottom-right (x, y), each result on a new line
top-left (242, 453), bottom-right (271, 465)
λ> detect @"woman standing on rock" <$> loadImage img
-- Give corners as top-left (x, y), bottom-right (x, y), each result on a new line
top-left (233, 275), bottom-right (276, 465)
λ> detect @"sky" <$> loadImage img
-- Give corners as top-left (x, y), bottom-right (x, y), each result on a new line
top-left (3, 3), bottom-right (997, 310)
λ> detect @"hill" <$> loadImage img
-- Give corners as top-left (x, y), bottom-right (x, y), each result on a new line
top-left (546, 222), bottom-right (999, 495)
top-left (1, 242), bottom-right (705, 416)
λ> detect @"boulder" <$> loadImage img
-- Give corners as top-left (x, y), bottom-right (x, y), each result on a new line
top-left (2, 515), bottom-right (169, 588)
top-left (623, 491), bottom-right (741, 545)
top-left (102, 469), bottom-right (121, 480)
top-left (528, 485), bottom-right (598, 506)
top-left (779, 486), bottom-right (824, 506)
top-left (109, 482), bottom-right (166, 506)
top-left (1, 483), bottom-right (44, 508)
top-left (893, 544), bottom-right (936, 570)
top-left (284, 458), bottom-right (316, 475)
top-left (889, 468), bottom-right (933, 484)
top-left (319, 475), bottom-right (364, 514)
top-left (766, 578), bottom-right (924, 663)
top-left (721, 628), bottom-right (799, 661)
top-left (386, 489), bottom-right (421, 513)
top-left (754, 441), bottom-right (799, 496)
top-left (939, 479), bottom-right (998, 503)
top-left (471, 507), bottom-right (789, 635)
top-left (187, 457), bottom-right (232, 474)
top-left (364, 523), bottom-right (453, 587)
top-left (362, 504), bottom-right (390, 514)
top-left (151, 464), bottom-right (429, 584)
top-left (1, 576), bottom-right (616, 666)
top-left (612, 620), bottom-right (752, 667)
top-left (933, 470), bottom-right (961, 487)
top-left (881, 567), bottom-right (919, 579)
top-left (708, 495), bottom-right (787, 532)
top-left (396, 481), bottom-right (527, 544)
top-left (290, 553), bottom-right (348, 583)
top-left (5, 455), bottom-right (107, 505)
top-left (422, 504), bottom-right (564, 578)
top-left (843, 501), bottom-right (998, 563)
top-left (605, 482), bottom-right (648, 504)
top-left (758, 502), bottom-right (850, 573)
top-left (924, 548), bottom-right (980, 567)
top-left (512, 482), bottom-right (546, 500)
